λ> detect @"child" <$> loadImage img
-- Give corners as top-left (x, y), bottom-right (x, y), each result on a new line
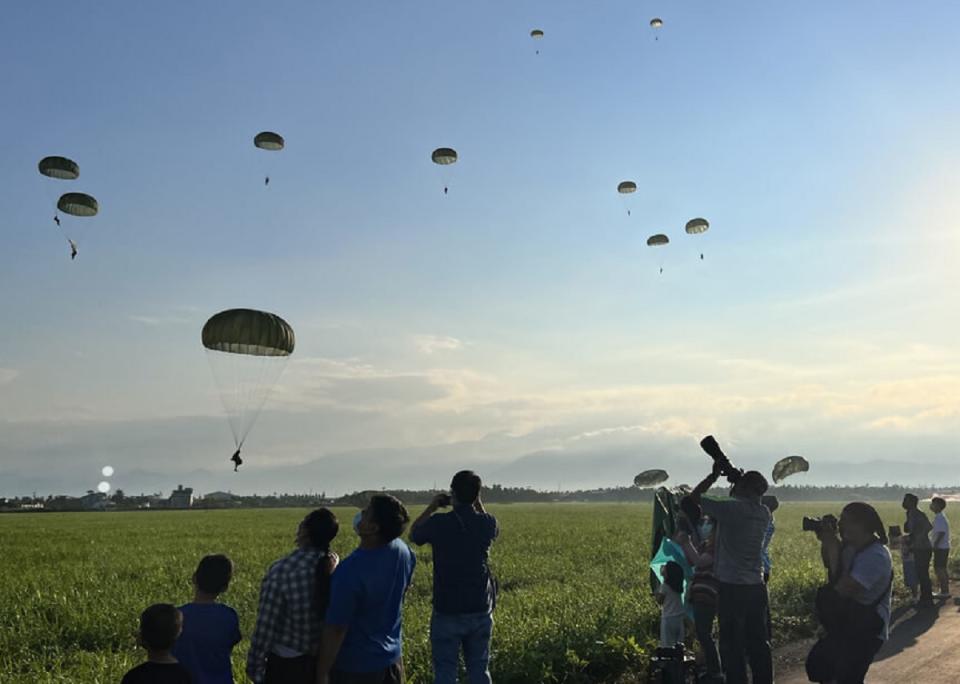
top-left (657, 561), bottom-right (686, 647)
top-left (171, 555), bottom-right (242, 684)
top-left (122, 604), bottom-right (193, 683)
top-left (930, 497), bottom-right (951, 598)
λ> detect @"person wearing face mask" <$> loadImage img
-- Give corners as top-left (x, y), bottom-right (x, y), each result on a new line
top-left (806, 503), bottom-right (893, 684)
top-left (683, 514), bottom-right (722, 683)
top-left (317, 494), bottom-right (415, 684)
top-left (247, 509), bottom-right (340, 684)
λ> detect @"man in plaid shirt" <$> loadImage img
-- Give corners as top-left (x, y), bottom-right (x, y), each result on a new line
top-left (247, 509), bottom-right (340, 684)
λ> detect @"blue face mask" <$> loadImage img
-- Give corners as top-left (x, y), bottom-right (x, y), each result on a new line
top-left (353, 511), bottom-right (363, 535)
top-left (699, 522), bottom-right (714, 538)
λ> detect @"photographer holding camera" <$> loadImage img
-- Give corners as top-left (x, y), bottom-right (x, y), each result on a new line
top-left (691, 437), bottom-right (773, 684)
top-left (410, 471), bottom-right (499, 684)
top-left (805, 503), bottom-right (892, 684)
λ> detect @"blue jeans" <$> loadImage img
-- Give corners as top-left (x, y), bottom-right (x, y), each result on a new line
top-left (430, 611), bottom-right (493, 684)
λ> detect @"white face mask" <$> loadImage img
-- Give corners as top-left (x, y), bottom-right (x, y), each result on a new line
top-left (353, 511), bottom-right (363, 536)
top-left (699, 523), bottom-right (714, 538)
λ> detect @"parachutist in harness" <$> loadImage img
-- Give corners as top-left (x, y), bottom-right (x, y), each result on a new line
top-left (443, 186), bottom-right (448, 195)
top-left (54, 215), bottom-right (60, 227)
top-left (264, 176), bottom-right (270, 186)
top-left (660, 267), bottom-right (663, 274)
top-left (69, 240), bottom-right (78, 260)
top-left (231, 448), bottom-right (243, 472)
top-left (700, 253), bottom-right (704, 260)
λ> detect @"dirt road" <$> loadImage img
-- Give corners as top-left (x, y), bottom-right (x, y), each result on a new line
top-left (778, 591), bottom-right (960, 683)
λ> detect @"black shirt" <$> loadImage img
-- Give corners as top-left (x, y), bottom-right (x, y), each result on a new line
top-left (121, 661), bottom-right (194, 684)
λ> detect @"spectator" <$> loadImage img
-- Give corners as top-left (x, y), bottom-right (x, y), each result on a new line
top-left (902, 493), bottom-right (934, 609)
top-left (807, 503), bottom-right (892, 684)
top-left (317, 495), bottom-right (416, 684)
top-left (930, 497), bottom-right (951, 598)
top-left (172, 554), bottom-right (242, 684)
top-left (122, 603), bottom-right (193, 684)
top-left (657, 561), bottom-right (686, 647)
top-left (247, 509), bottom-right (340, 684)
top-left (686, 515), bottom-right (722, 683)
top-left (691, 466), bottom-right (772, 684)
top-left (409, 470), bottom-right (499, 684)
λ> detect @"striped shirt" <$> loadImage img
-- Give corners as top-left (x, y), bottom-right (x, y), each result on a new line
top-left (247, 548), bottom-right (328, 682)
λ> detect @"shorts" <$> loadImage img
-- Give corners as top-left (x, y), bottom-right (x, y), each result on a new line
top-left (934, 548), bottom-right (950, 570)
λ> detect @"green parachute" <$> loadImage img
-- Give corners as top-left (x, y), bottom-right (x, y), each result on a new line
top-left (772, 455), bottom-right (809, 484)
top-left (432, 148), bottom-right (458, 194)
top-left (634, 469), bottom-right (669, 488)
top-left (202, 309), bottom-right (295, 468)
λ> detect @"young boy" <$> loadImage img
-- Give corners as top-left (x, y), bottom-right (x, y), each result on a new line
top-left (930, 497), bottom-right (951, 598)
top-left (172, 554), bottom-right (242, 684)
top-left (122, 604), bottom-right (193, 683)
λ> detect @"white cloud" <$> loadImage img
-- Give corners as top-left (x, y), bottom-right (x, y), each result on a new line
top-left (414, 335), bottom-right (464, 355)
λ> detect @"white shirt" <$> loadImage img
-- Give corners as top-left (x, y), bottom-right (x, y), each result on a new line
top-left (932, 512), bottom-right (950, 550)
top-left (659, 582), bottom-right (685, 618)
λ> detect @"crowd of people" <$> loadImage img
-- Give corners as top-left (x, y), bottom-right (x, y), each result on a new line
top-left (654, 461), bottom-right (952, 684)
top-left (121, 470), bottom-right (498, 684)
top-left (118, 463), bottom-right (952, 684)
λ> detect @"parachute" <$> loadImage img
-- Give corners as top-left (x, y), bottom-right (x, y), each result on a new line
top-left (617, 181), bottom-right (637, 194)
top-left (431, 148), bottom-right (458, 194)
top-left (254, 132), bottom-right (284, 151)
top-left (57, 193), bottom-right (98, 217)
top-left (530, 29), bottom-right (544, 39)
top-left (431, 148), bottom-right (458, 165)
top-left (647, 234), bottom-right (669, 247)
top-left (772, 455), bottom-right (809, 484)
top-left (685, 218), bottom-right (709, 235)
top-left (202, 309), bottom-right (295, 460)
top-left (634, 469), bottom-right (669, 488)
top-left (39, 156), bottom-right (79, 180)
top-left (650, 18), bottom-right (663, 29)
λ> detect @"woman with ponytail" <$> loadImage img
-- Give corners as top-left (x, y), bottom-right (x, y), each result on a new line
top-left (247, 508), bottom-right (340, 684)
top-left (806, 502), bottom-right (893, 684)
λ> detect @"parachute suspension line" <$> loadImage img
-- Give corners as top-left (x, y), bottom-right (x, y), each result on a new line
top-left (206, 350), bottom-right (288, 448)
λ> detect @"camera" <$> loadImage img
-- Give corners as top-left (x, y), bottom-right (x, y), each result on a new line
top-left (802, 514), bottom-right (838, 534)
top-left (699, 435), bottom-right (744, 484)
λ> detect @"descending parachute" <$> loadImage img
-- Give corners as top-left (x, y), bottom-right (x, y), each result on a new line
top-left (431, 147), bottom-right (458, 194)
top-left (647, 233), bottom-right (669, 247)
top-left (57, 193), bottom-right (98, 217)
top-left (254, 131), bottom-right (284, 151)
top-left (530, 29), bottom-right (544, 53)
top-left (686, 217), bottom-right (710, 260)
top-left (202, 309), bottom-right (295, 469)
top-left (650, 18), bottom-right (663, 40)
top-left (634, 469), bottom-right (670, 488)
top-left (618, 181), bottom-right (637, 216)
top-left (39, 157), bottom-right (83, 258)
top-left (254, 132), bottom-right (284, 185)
top-left (772, 455), bottom-right (809, 484)
top-left (39, 156), bottom-right (79, 180)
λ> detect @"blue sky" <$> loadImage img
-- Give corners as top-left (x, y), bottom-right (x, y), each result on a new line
top-left (1, 1), bottom-right (959, 496)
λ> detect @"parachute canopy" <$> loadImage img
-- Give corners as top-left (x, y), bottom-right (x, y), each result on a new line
top-left (530, 29), bottom-right (544, 39)
top-left (685, 218), bottom-right (710, 235)
top-left (772, 455), bottom-right (809, 484)
top-left (650, 18), bottom-right (663, 29)
top-left (431, 147), bottom-right (458, 165)
top-left (202, 309), bottom-right (295, 357)
top-left (617, 181), bottom-right (637, 194)
top-left (254, 131), bottom-right (284, 151)
top-left (635, 469), bottom-right (669, 488)
top-left (39, 156), bottom-right (79, 180)
top-left (647, 234), bottom-right (669, 247)
top-left (57, 193), bottom-right (98, 217)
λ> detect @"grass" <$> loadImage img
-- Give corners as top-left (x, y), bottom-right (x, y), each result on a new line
top-left (0, 502), bottom-right (939, 683)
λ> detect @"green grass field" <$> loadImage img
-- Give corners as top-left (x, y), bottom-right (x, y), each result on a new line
top-left (0, 502), bottom-right (931, 683)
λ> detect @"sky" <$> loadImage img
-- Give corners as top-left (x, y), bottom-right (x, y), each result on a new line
top-left (1, 1), bottom-right (959, 497)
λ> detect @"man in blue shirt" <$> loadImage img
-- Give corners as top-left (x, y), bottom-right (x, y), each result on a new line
top-left (409, 470), bottom-right (499, 684)
top-left (317, 494), bottom-right (415, 684)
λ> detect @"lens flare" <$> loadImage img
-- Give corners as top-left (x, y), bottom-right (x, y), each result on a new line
top-left (101, 466), bottom-right (114, 477)
top-left (97, 481), bottom-right (111, 493)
